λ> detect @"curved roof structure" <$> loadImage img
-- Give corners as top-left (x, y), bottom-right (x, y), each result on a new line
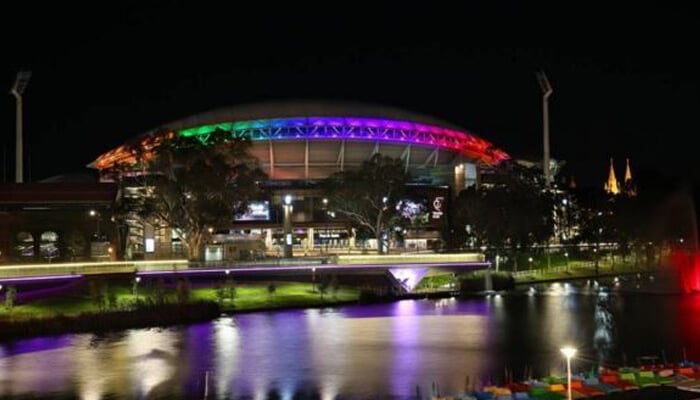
top-left (91, 100), bottom-right (509, 176)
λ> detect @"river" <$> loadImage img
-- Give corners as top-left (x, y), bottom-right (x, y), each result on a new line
top-left (2, 280), bottom-right (700, 399)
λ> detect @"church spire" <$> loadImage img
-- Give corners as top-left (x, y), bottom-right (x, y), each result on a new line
top-left (624, 158), bottom-right (637, 197)
top-left (605, 158), bottom-right (620, 195)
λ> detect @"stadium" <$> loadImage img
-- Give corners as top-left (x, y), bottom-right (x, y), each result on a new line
top-left (91, 101), bottom-right (509, 261)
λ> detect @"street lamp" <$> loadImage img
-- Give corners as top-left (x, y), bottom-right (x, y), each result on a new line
top-left (283, 194), bottom-right (293, 258)
top-left (133, 276), bottom-right (142, 300)
top-left (312, 267), bottom-right (316, 292)
top-left (10, 71), bottom-right (31, 183)
top-left (322, 198), bottom-right (329, 253)
top-left (560, 346), bottom-right (577, 400)
top-left (89, 209), bottom-right (101, 240)
top-left (528, 257), bottom-right (533, 271)
top-left (564, 252), bottom-right (569, 270)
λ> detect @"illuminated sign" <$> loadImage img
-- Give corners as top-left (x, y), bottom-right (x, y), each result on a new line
top-left (432, 196), bottom-right (444, 219)
top-left (235, 201), bottom-right (270, 221)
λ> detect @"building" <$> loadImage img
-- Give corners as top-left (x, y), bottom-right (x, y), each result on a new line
top-left (604, 157), bottom-right (636, 197)
top-left (91, 101), bottom-right (509, 260)
top-left (0, 182), bottom-right (117, 263)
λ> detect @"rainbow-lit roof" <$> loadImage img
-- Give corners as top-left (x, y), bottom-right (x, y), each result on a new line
top-left (92, 115), bottom-right (508, 170)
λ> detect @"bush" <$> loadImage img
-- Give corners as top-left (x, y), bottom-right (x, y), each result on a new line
top-left (175, 279), bottom-right (191, 304)
top-left (4, 286), bottom-right (17, 310)
top-left (107, 291), bottom-right (118, 310)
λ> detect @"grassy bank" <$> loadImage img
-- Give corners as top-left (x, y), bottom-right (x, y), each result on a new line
top-left (512, 260), bottom-right (655, 285)
top-left (0, 280), bottom-right (361, 339)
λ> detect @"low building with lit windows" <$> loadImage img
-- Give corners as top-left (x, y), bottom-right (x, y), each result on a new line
top-left (0, 182), bottom-right (117, 263)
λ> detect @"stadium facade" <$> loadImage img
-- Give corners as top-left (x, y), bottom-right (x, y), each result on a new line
top-left (91, 101), bottom-right (509, 261)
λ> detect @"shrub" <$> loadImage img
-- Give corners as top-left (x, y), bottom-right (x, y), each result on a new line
top-left (4, 286), bottom-right (17, 310)
top-left (175, 279), bottom-right (191, 304)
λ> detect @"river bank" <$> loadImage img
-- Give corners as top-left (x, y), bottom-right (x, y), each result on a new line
top-left (0, 280), bottom-right (365, 340)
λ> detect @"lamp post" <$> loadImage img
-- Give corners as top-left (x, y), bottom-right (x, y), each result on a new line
top-left (560, 346), bottom-right (577, 400)
top-left (133, 276), bottom-right (141, 301)
top-left (10, 71), bottom-right (32, 184)
top-left (322, 198), bottom-right (329, 253)
top-left (312, 266), bottom-right (316, 292)
top-left (283, 194), bottom-right (293, 258)
top-left (89, 209), bottom-right (101, 241)
top-left (528, 257), bottom-right (533, 271)
top-left (564, 252), bottom-right (569, 271)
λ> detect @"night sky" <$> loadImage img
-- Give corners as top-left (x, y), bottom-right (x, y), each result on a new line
top-left (1, 3), bottom-right (698, 188)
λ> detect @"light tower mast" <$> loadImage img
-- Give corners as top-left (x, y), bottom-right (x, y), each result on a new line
top-left (10, 71), bottom-right (32, 183)
top-left (536, 70), bottom-right (553, 189)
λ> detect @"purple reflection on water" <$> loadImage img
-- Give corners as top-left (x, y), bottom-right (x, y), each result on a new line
top-left (0, 335), bottom-right (74, 357)
top-left (390, 300), bottom-right (421, 395)
top-left (339, 297), bottom-right (489, 319)
top-left (181, 322), bottom-right (216, 396)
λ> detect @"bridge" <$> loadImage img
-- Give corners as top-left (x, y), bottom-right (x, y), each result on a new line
top-left (0, 254), bottom-right (490, 293)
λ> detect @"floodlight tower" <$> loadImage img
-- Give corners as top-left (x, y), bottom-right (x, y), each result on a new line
top-left (10, 71), bottom-right (32, 183)
top-left (536, 70), bottom-right (553, 189)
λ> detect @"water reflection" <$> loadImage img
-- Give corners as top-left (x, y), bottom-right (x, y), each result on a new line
top-left (0, 294), bottom-right (698, 399)
top-left (593, 292), bottom-right (615, 363)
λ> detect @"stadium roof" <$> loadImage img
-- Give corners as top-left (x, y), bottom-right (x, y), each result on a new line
top-left (91, 100), bottom-right (509, 170)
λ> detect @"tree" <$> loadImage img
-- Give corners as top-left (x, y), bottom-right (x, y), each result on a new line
top-left (214, 283), bottom-right (226, 305)
top-left (326, 154), bottom-right (409, 254)
top-left (453, 162), bottom-right (554, 270)
top-left (4, 286), bottom-right (17, 310)
top-left (88, 280), bottom-right (107, 311)
top-left (65, 230), bottom-right (87, 261)
top-left (150, 278), bottom-right (168, 305)
top-left (107, 291), bottom-right (118, 310)
top-left (108, 129), bottom-right (266, 260)
top-left (330, 274), bottom-right (340, 299)
top-left (318, 278), bottom-right (329, 300)
top-left (175, 279), bottom-right (191, 304)
top-left (225, 277), bottom-right (237, 302)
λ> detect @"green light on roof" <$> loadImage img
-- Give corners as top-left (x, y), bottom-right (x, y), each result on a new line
top-left (179, 123), bottom-right (234, 137)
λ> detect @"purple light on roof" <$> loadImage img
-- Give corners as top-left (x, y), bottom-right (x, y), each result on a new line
top-left (96, 116), bottom-right (510, 170)
top-left (269, 119), bottom-right (287, 128)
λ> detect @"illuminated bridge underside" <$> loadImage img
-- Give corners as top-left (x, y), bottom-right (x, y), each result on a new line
top-left (93, 117), bottom-right (509, 171)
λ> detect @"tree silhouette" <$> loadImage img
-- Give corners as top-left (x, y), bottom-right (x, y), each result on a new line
top-left (326, 154), bottom-right (409, 254)
top-left (106, 129), bottom-right (266, 260)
